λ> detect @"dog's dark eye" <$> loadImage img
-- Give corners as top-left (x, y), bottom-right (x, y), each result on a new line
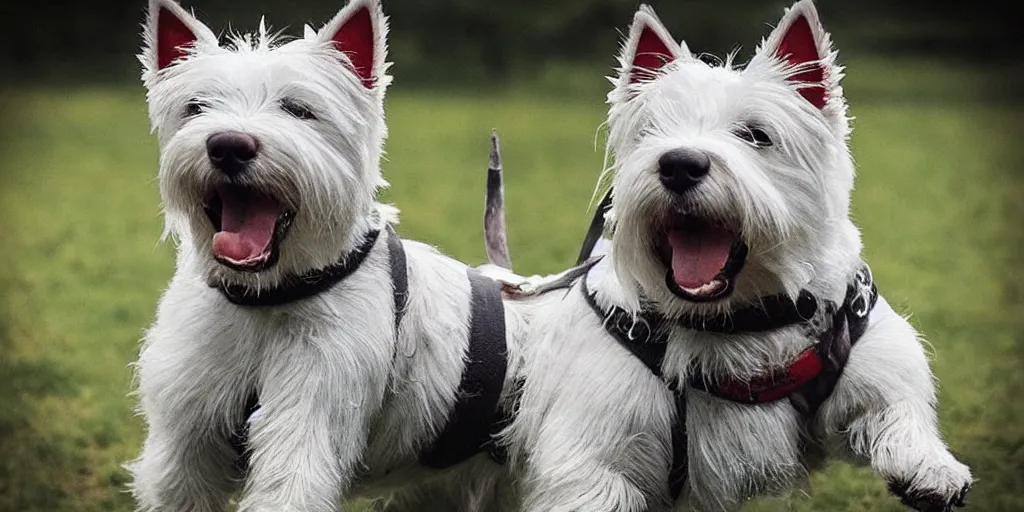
top-left (281, 99), bottom-right (317, 121)
top-left (185, 100), bottom-right (208, 118)
top-left (733, 125), bottom-right (773, 148)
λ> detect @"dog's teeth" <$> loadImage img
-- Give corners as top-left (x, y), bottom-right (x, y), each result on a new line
top-left (683, 280), bottom-right (726, 297)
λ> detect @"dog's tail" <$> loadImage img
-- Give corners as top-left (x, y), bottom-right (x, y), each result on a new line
top-left (479, 129), bottom-right (606, 297)
top-left (484, 129), bottom-right (513, 270)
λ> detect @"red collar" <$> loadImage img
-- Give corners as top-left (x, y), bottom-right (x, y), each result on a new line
top-left (705, 346), bottom-right (824, 403)
top-left (688, 264), bottom-right (878, 406)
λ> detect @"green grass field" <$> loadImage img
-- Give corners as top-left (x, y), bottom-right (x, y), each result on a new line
top-left (0, 58), bottom-right (1021, 511)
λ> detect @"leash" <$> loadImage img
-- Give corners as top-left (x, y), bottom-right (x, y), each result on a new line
top-left (576, 188), bottom-right (614, 266)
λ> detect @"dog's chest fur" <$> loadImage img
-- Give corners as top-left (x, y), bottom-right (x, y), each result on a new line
top-left (661, 326), bottom-right (825, 506)
top-left (139, 237), bottom-right (511, 495)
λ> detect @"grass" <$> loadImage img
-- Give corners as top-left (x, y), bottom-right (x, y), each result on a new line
top-left (0, 57), bottom-right (1021, 511)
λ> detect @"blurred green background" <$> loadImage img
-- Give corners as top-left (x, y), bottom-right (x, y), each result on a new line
top-left (0, 0), bottom-right (1021, 510)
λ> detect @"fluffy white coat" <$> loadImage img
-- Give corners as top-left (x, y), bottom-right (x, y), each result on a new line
top-left (128, 1), bottom-right (524, 510)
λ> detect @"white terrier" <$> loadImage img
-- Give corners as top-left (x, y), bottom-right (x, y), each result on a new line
top-left (491, 2), bottom-right (973, 511)
top-left (128, 1), bottom-right (525, 510)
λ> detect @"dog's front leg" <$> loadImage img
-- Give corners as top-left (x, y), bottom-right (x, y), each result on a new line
top-left (520, 390), bottom-right (674, 512)
top-left (821, 297), bottom-right (972, 512)
top-left (513, 325), bottom-right (675, 512)
top-left (237, 338), bottom-right (388, 512)
top-left (130, 420), bottom-right (241, 511)
top-left (128, 347), bottom-right (245, 512)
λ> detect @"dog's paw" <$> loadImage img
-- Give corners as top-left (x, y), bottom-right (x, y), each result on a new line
top-left (887, 460), bottom-right (972, 512)
top-left (888, 480), bottom-right (970, 512)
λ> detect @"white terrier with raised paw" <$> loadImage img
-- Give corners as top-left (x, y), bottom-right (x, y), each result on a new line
top-left (489, 2), bottom-right (972, 511)
top-left (127, 0), bottom-right (527, 510)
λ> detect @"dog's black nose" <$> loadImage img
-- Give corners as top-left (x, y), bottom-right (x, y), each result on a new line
top-left (207, 132), bottom-right (259, 176)
top-left (658, 148), bottom-right (711, 195)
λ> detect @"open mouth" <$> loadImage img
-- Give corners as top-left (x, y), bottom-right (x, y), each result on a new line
top-left (203, 184), bottom-right (295, 272)
top-left (658, 215), bottom-right (748, 302)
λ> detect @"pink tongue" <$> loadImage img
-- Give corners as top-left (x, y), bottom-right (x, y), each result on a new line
top-left (667, 224), bottom-right (736, 289)
top-left (211, 186), bottom-right (283, 263)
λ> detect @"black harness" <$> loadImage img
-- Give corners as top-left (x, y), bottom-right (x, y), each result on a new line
top-left (419, 269), bottom-right (509, 468)
top-left (580, 263), bottom-right (879, 500)
top-left (221, 224), bottom-right (510, 472)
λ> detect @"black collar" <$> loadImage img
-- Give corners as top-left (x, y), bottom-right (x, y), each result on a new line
top-left (579, 261), bottom-right (876, 379)
top-left (580, 268), bottom-right (851, 340)
top-left (671, 289), bottom-right (831, 334)
top-left (214, 228), bottom-right (382, 307)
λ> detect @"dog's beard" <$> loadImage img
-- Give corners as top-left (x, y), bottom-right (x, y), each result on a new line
top-left (159, 130), bottom-right (379, 292)
top-left (144, 32), bottom-right (391, 293)
top-left (611, 188), bottom-right (862, 320)
top-left (608, 161), bottom-right (835, 319)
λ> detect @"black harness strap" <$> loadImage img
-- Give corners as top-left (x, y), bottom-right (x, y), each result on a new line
top-left (231, 393), bottom-right (259, 474)
top-left (788, 265), bottom-right (877, 416)
top-left (580, 272), bottom-right (667, 374)
top-left (579, 274), bottom-right (688, 500)
top-left (667, 392), bottom-right (688, 501)
top-left (386, 225), bottom-right (409, 331)
top-left (229, 225), bottom-right (408, 469)
top-left (420, 269), bottom-right (509, 468)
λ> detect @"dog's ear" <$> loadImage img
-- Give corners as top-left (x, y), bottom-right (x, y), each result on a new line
top-left (615, 5), bottom-right (689, 89)
top-left (753, 0), bottom-right (839, 110)
top-left (141, 0), bottom-right (217, 75)
top-left (317, 0), bottom-right (389, 90)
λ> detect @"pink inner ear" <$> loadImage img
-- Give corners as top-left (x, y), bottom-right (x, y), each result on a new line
top-left (328, 6), bottom-right (376, 89)
top-left (157, 7), bottom-right (198, 70)
top-left (630, 26), bottom-right (675, 84)
top-left (775, 16), bottom-right (827, 109)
